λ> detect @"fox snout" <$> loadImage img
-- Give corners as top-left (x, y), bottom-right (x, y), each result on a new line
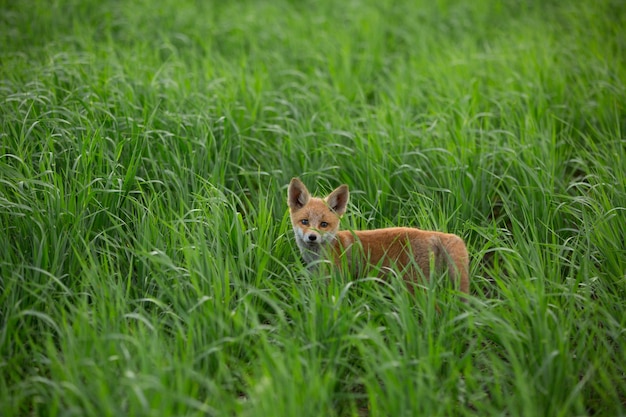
top-left (299, 228), bottom-right (322, 244)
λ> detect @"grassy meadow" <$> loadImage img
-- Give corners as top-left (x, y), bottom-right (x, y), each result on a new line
top-left (1, 0), bottom-right (625, 415)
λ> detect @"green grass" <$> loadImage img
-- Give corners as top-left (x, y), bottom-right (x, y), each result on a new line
top-left (1, 0), bottom-right (625, 415)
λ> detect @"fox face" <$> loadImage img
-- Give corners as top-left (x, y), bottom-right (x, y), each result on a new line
top-left (287, 178), bottom-right (349, 264)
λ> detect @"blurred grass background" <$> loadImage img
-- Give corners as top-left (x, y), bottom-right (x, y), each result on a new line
top-left (1, 0), bottom-right (625, 415)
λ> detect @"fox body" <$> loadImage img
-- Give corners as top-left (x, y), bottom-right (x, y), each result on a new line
top-left (287, 178), bottom-right (470, 295)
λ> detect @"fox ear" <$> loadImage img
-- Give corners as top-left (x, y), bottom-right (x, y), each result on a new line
top-left (326, 184), bottom-right (349, 216)
top-left (288, 178), bottom-right (310, 210)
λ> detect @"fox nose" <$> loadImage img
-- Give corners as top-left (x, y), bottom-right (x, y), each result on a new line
top-left (308, 234), bottom-right (317, 242)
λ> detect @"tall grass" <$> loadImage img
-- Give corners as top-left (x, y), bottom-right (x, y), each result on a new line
top-left (1, 0), bottom-right (625, 415)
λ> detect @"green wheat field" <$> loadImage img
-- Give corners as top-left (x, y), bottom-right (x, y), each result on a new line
top-left (1, 0), bottom-right (625, 415)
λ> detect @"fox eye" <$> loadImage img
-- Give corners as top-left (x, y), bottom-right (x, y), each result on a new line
top-left (320, 221), bottom-right (328, 228)
top-left (301, 219), bottom-right (309, 225)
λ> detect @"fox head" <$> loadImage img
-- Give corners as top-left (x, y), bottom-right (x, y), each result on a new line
top-left (288, 178), bottom-right (349, 264)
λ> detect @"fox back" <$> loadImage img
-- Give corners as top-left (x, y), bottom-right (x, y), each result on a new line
top-left (287, 178), bottom-right (470, 296)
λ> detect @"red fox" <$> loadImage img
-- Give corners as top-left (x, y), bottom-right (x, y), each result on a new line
top-left (287, 177), bottom-right (470, 297)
